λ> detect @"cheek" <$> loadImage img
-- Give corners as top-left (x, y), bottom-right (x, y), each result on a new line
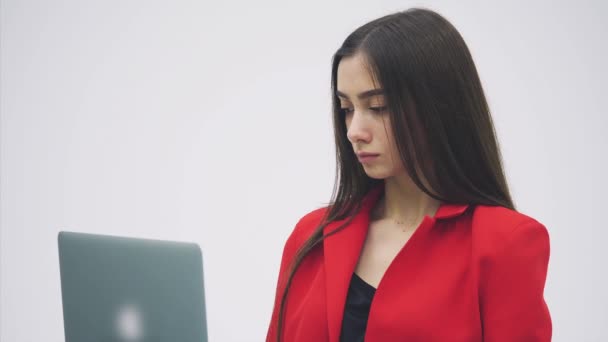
top-left (382, 129), bottom-right (402, 166)
top-left (379, 118), bottom-right (397, 149)
top-left (385, 137), bottom-right (401, 160)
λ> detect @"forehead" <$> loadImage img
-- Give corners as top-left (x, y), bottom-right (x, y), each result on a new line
top-left (336, 53), bottom-right (381, 98)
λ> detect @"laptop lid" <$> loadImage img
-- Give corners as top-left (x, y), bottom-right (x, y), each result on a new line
top-left (58, 231), bottom-right (208, 342)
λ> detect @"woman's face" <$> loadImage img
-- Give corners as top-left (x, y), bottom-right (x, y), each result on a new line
top-left (337, 53), bottom-right (404, 180)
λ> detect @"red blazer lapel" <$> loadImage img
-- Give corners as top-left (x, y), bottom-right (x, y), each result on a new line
top-left (322, 186), bottom-right (383, 342)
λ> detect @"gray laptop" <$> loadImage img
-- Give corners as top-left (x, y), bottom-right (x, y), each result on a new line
top-left (58, 231), bottom-right (208, 342)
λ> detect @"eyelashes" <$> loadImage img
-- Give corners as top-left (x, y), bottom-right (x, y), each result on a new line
top-left (339, 106), bottom-right (387, 115)
top-left (370, 106), bottom-right (387, 113)
top-left (339, 108), bottom-right (353, 115)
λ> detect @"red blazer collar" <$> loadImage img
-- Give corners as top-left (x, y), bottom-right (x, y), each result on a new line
top-left (321, 184), bottom-right (469, 341)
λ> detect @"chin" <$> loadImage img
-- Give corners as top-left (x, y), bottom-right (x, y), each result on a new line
top-left (362, 167), bottom-right (393, 180)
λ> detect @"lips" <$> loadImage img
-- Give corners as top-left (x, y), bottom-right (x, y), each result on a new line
top-left (356, 152), bottom-right (379, 157)
top-left (356, 152), bottom-right (380, 164)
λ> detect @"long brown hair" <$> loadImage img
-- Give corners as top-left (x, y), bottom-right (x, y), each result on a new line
top-left (274, 7), bottom-right (514, 341)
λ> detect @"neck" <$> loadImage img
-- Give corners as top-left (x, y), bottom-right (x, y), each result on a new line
top-left (373, 175), bottom-right (441, 226)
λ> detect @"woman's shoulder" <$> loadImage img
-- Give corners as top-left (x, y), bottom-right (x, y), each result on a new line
top-left (288, 207), bottom-right (329, 245)
top-left (469, 204), bottom-right (550, 256)
top-left (471, 203), bottom-right (545, 227)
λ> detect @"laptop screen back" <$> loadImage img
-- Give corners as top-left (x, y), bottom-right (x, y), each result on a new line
top-left (58, 231), bottom-right (208, 342)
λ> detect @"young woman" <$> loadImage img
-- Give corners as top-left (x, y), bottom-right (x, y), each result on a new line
top-left (266, 8), bottom-right (551, 342)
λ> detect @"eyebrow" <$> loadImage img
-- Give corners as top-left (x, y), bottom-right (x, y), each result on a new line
top-left (336, 88), bottom-right (385, 100)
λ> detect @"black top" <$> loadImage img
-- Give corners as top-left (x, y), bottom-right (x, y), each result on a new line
top-left (340, 273), bottom-right (376, 342)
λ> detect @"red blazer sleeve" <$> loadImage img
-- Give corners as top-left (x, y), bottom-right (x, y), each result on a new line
top-left (480, 220), bottom-right (552, 341)
top-left (266, 222), bottom-right (302, 342)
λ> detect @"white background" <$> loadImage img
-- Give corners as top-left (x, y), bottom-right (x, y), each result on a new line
top-left (2, 0), bottom-right (607, 341)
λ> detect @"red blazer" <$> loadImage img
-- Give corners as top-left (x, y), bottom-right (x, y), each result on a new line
top-left (266, 185), bottom-right (552, 341)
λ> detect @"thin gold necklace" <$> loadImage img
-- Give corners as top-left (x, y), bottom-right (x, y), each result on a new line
top-left (393, 218), bottom-right (412, 232)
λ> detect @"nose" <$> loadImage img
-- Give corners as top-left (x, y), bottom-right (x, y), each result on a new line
top-left (346, 110), bottom-right (372, 144)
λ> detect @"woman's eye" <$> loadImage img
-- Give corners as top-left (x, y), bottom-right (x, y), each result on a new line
top-left (370, 106), bottom-right (387, 112)
top-left (339, 108), bottom-right (353, 115)
top-left (339, 106), bottom-right (386, 115)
